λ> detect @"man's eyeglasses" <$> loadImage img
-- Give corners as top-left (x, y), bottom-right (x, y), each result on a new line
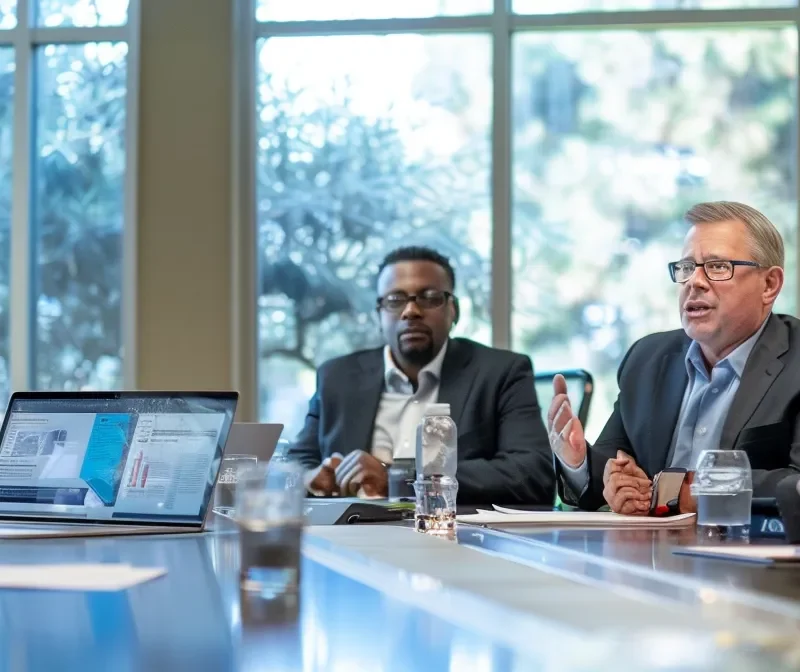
top-left (376, 290), bottom-right (453, 314)
top-left (668, 259), bottom-right (762, 284)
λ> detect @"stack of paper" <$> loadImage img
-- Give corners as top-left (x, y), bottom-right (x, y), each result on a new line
top-left (457, 506), bottom-right (696, 529)
top-left (0, 563), bottom-right (166, 591)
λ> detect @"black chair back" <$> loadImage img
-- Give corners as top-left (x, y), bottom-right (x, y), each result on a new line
top-left (534, 368), bottom-right (594, 427)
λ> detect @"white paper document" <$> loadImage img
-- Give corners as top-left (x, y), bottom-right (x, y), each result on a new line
top-left (0, 563), bottom-right (166, 591)
top-left (672, 545), bottom-right (800, 564)
top-left (457, 509), bottom-right (696, 528)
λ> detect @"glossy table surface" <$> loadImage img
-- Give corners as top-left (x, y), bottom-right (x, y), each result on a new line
top-left (1, 514), bottom-right (799, 671)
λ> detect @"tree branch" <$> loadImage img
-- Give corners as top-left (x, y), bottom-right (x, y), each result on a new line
top-left (260, 347), bottom-right (315, 371)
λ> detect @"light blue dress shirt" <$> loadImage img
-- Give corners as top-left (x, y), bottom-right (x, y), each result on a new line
top-left (559, 318), bottom-right (769, 492)
top-left (667, 317), bottom-right (768, 470)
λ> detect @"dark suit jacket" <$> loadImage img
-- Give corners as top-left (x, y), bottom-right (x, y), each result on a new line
top-left (561, 313), bottom-right (800, 510)
top-left (288, 338), bottom-right (555, 505)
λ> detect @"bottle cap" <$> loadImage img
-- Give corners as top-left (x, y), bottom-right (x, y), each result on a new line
top-left (424, 403), bottom-right (451, 417)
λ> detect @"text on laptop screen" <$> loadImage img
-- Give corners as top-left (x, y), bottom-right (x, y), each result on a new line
top-left (0, 394), bottom-right (237, 524)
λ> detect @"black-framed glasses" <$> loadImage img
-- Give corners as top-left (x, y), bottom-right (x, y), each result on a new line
top-left (376, 290), bottom-right (453, 314)
top-left (668, 259), bottom-right (762, 283)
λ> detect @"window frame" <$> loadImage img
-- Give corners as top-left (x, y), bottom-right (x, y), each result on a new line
top-left (6, 0), bottom-right (140, 394)
top-left (234, 0), bottom-right (800, 421)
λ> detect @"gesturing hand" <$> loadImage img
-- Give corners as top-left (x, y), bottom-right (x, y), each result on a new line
top-left (546, 374), bottom-right (586, 468)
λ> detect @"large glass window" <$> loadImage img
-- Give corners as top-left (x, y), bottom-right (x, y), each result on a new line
top-left (33, 41), bottom-right (127, 391)
top-left (256, 0), bottom-right (492, 22)
top-left (255, 34), bottom-right (492, 430)
top-left (0, 48), bottom-right (13, 403)
top-left (511, 28), bottom-right (797, 438)
top-left (36, 0), bottom-right (128, 27)
top-left (514, 1), bottom-right (795, 11)
top-left (0, 0), bottom-right (135, 407)
top-left (251, 3), bottom-right (800, 441)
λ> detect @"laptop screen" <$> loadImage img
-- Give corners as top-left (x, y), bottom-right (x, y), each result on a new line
top-left (0, 392), bottom-right (238, 525)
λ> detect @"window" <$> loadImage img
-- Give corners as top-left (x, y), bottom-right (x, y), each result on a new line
top-left (511, 28), bottom-right (798, 439)
top-left (36, 0), bottom-right (127, 26)
top-left (514, 0), bottom-right (795, 11)
top-left (247, 3), bottom-right (800, 441)
top-left (256, 0), bottom-right (492, 22)
top-left (33, 41), bottom-right (128, 390)
top-left (254, 34), bottom-right (492, 430)
top-left (0, 0), bottom-right (137, 405)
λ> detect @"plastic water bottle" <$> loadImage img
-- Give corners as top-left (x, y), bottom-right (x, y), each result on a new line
top-left (414, 403), bottom-right (458, 538)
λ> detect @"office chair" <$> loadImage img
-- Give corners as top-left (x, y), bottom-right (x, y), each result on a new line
top-left (534, 368), bottom-right (594, 427)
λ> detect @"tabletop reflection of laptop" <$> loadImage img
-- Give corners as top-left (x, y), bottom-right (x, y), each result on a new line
top-left (0, 390), bottom-right (238, 539)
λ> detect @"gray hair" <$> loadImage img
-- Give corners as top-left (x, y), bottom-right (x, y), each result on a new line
top-left (685, 201), bottom-right (784, 269)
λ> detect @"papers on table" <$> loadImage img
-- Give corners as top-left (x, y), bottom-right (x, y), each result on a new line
top-left (456, 507), bottom-right (696, 529)
top-left (672, 545), bottom-right (800, 565)
top-left (0, 563), bottom-right (166, 591)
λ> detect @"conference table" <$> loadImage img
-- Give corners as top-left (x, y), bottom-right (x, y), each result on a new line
top-left (1, 512), bottom-right (799, 671)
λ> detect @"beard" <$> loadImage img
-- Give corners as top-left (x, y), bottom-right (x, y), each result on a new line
top-left (397, 338), bottom-right (435, 367)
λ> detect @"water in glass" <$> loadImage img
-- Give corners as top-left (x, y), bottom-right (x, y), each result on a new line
top-left (691, 450), bottom-right (752, 539)
top-left (236, 461), bottom-right (305, 602)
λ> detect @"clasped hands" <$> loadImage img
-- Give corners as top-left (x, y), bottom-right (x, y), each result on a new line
top-left (305, 450), bottom-right (388, 498)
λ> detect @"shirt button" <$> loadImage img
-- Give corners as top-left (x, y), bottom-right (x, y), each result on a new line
top-left (413, 401), bottom-right (419, 405)
top-left (697, 427), bottom-right (707, 436)
top-left (712, 388), bottom-right (719, 394)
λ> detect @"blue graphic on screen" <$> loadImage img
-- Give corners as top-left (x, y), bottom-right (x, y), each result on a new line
top-left (79, 414), bottom-right (133, 505)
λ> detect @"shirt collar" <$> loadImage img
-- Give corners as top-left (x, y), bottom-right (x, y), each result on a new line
top-left (384, 339), bottom-right (448, 388)
top-left (685, 315), bottom-right (770, 380)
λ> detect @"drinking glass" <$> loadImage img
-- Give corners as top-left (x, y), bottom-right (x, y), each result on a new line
top-left (213, 454), bottom-right (258, 516)
top-left (235, 461), bottom-right (305, 603)
top-left (691, 450), bottom-right (752, 539)
top-left (388, 458), bottom-right (416, 502)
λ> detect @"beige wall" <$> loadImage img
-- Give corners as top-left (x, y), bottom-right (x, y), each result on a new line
top-left (136, 0), bottom-right (233, 391)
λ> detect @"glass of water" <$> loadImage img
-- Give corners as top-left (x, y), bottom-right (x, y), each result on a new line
top-left (691, 450), bottom-right (753, 539)
top-left (213, 454), bottom-right (258, 516)
top-left (235, 461), bottom-right (305, 603)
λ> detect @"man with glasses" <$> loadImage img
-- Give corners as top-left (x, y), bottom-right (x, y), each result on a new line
top-left (289, 246), bottom-right (555, 505)
top-left (549, 201), bottom-right (800, 514)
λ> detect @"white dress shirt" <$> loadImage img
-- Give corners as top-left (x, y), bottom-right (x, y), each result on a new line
top-left (370, 341), bottom-right (448, 464)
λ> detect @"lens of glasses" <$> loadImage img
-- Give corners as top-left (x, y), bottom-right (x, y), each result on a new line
top-left (672, 262), bottom-right (695, 282)
top-left (416, 291), bottom-right (446, 309)
top-left (382, 296), bottom-right (409, 312)
top-left (704, 261), bottom-right (733, 280)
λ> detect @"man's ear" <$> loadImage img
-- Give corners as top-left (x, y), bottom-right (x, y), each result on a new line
top-left (451, 296), bottom-right (460, 325)
top-left (763, 266), bottom-right (784, 305)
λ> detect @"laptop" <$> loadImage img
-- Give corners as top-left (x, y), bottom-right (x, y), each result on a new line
top-left (224, 422), bottom-right (284, 463)
top-left (0, 390), bottom-right (238, 539)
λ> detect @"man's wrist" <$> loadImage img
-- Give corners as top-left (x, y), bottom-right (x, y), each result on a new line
top-left (559, 455), bottom-right (587, 473)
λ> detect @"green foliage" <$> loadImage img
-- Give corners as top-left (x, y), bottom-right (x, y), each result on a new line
top-left (256, 69), bottom-right (490, 368)
top-left (255, 30), bottom-right (797, 439)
